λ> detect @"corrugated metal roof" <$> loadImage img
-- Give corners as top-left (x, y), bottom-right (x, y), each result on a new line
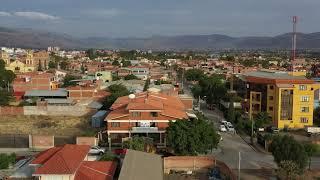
top-left (24, 90), bottom-right (68, 97)
top-left (243, 71), bottom-right (306, 80)
top-left (119, 150), bottom-right (163, 180)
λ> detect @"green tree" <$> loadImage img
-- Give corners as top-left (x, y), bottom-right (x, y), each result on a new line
top-left (185, 69), bottom-right (204, 81)
top-left (227, 96), bottom-right (235, 123)
top-left (99, 152), bottom-right (117, 161)
top-left (80, 64), bottom-right (86, 74)
top-left (313, 107), bottom-right (320, 126)
top-left (121, 60), bottom-right (132, 67)
top-left (166, 117), bottom-right (219, 155)
top-left (277, 160), bottom-right (300, 180)
top-left (0, 59), bottom-right (16, 90)
top-left (112, 60), bottom-right (120, 66)
top-left (48, 61), bottom-right (57, 69)
top-left (59, 60), bottom-right (69, 70)
top-left (112, 74), bottom-right (121, 81)
top-left (254, 112), bottom-right (271, 129)
top-left (124, 74), bottom-right (139, 80)
top-left (0, 153), bottom-right (16, 169)
top-left (123, 136), bottom-right (145, 151)
top-left (62, 74), bottom-right (80, 87)
top-left (104, 84), bottom-right (130, 109)
top-left (304, 143), bottom-right (319, 170)
top-left (198, 74), bottom-right (227, 105)
top-left (190, 85), bottom-right (202, 99)
top-left (270, 135), bottom-right (308, 173)
top-left (0, 90), bottom-right (12, 106)
top-left (143, 78), bottom-right (150, 91)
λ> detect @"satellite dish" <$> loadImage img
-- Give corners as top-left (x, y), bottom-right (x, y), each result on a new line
top-left (128, 94), bottom-right (136, 99)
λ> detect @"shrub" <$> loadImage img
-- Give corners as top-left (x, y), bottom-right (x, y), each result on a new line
top-left (0, 153), bottom-right (16, 169)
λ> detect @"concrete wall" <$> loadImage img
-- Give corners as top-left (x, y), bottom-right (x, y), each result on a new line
top-left (0, 106), bottom-right (24, 115)
top-left (24, 105), bottom-right (90, 116)
top-left (76, 137), bottom-right (98, 146)
top-left (29, 135), bottom-right (54, 149)
top-left (164, 156), bottom-right (236, 180)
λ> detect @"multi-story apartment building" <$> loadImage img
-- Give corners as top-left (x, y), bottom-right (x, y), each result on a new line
top-left (105, 92), bottom-right (188, 145)
top-left (242, 70), bottom-right (320, 129)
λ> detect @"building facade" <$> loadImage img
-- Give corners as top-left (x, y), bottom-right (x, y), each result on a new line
top-left (242, 70), bottom-right (320, 129)
top-left (105, 92), bottom-right (188, 145)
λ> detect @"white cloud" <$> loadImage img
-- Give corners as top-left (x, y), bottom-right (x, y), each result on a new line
top-left (86, 8), bottom-right (122, 18)
top-left (13, 11), bottom-right (59, 20)
top-left (0, 11), bottom-right (12, 16)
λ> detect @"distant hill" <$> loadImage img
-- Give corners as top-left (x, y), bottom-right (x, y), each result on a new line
top-left (1, 27), bottom-right (320, 50)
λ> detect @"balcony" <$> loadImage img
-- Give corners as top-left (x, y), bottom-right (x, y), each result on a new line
top-left (131, 127), bottom-right (159, 133)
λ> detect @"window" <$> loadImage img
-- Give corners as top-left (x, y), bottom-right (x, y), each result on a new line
top-left (131, 112), bottom-right (141, 117)
top-left (301, 107), bottom-right (309, 113)
top-left (269, 96), bottom-right (274, 101)
top-left (269, 85), bottom-right (274, 90)
top-left (301, 96), bottom-right (310, 102)
top-left (151, 112), bottom-right (158, 117)
top-left (111, 122), bottom-right (120, 127)
top-left (300, 117), bottom-right (308, 123)
top-left (269, 106), bottom-right (273, 111)
top-left (299, 85), bottom-right (307, 91)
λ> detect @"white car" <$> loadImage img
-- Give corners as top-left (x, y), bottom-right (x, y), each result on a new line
top-left (221, 120), bottom-right (227, 125)
top-left (219, 125), bottom-right (227, 132)
top-left (89, 146), bottom-right (105, 155)
top-left (227, 124), bottom-right (235, 132)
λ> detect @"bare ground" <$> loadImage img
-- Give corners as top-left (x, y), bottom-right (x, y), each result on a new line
top-left (0, 114), bottom-right (101, 136)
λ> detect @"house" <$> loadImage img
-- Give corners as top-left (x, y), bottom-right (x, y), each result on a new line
top-left (105, 92), bottom-right (188, 145)
top-left (29, 144), bottom-right (117, 180)
top-left (119, 149), bottom-right (163, 180)
top-left (12, 72), bottom-right (58, 99)
top-left (241, 70), bottom-right (320, 129)
top-left (67, 85), bottom-right (111, 101)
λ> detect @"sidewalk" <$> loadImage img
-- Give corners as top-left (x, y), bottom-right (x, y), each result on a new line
top-left (239, 135), bottom-right (271, 154)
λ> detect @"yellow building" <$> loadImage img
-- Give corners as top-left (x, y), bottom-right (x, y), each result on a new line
top-left (0, 50), bottom-right (10, 64)
top-left (243, 70), bottom-right (320, 129)
top-left (5, 60), bottom-right (35, 73)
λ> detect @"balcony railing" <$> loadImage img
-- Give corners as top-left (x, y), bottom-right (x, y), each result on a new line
top-left (131, 127), bottom-right (159, 133)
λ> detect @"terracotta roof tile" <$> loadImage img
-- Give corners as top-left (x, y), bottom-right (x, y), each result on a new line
top-left (74, 161), bottom-right (117, 180)
top-left (33, 144), bottom-right (90, 175)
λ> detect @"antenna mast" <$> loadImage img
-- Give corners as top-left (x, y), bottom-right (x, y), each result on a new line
top-left (291, 16), bottom-right (297, 71)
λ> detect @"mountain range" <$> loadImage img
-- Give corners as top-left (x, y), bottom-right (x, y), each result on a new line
top-left (1, 27), bottom-right (320, 50)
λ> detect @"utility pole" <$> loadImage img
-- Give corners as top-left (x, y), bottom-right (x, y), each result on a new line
top-left (291, 16), bottom-right (297, 71)
top-left (249, 91), bottom-right (254, 144)
top-left (238, 151), bottom-right (241, 180)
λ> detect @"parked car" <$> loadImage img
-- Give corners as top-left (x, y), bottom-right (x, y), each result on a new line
top-left (220, 120), bottom-right (227, 125)
top-left (89, 146), bottom-right (106, 155)
top-left (219, 125), bottom-right (227, 132)
top-left (226, 124), bottom-right (235, 132)
top-left (266, 126), bottom-right (279, 133)
top-left (217, 132), bottom-right (223, 141)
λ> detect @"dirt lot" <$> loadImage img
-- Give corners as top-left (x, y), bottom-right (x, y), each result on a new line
top-left (0, 114), bottom-right (102, 136)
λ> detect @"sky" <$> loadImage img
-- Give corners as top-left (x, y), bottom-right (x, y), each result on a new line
top-left (0, 0), bottom-right (319, 38)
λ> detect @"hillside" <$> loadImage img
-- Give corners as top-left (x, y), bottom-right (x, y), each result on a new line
top-left (1, 27), bottom-right (320, 50)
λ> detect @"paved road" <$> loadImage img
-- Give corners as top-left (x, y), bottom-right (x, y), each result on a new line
top-left (202, 106), bottom-right (276, 170)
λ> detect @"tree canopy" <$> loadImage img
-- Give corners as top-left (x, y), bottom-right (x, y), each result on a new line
top-left (254, 112), bottom-right (272, 129)
top-left (122, 136), bottom-right (145, 151)
top-left (62, 74), bottom-right (81, 88)
top-left (124, 74), bottom-right (139, 80)
top-left (121, 60), bottom-right (132, 67)
top-left (198, 74), bottom-right (227, 105)
top-left (112, 60), bottom-right (120, 66)
top-left (0, 59), bottom-right (15, 89)
top-left (166, 117), bottom-right (219, 155)
top-left (185, 69), bottom-right (204, 81)
top-left (103, 84), bottom-right (130, 109)
top-left (270, 135), bottom-right (308, 173)
top-left (0, 90), bottom-right (12, 106)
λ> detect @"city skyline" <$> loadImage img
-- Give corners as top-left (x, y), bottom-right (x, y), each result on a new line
top-left (0, 0), bottom-right (320, 38)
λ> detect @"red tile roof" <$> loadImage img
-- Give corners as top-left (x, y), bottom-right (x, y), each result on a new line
top-left (30, 147), bottom-right (62, 165)
top-left (74, 161), bottom-right (117, 180)
top-left (33, 144), bottom-right (90, 175)
top-left (107, 92), bottom-right (187, 120)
